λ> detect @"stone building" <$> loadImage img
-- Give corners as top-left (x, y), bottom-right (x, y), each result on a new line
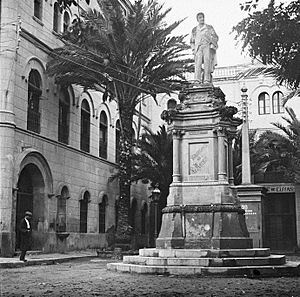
top-left (0, 0), bottom-right (152, 256)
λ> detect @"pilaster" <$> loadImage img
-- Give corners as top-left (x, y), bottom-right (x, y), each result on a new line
top-left (0, 0), bottom-right (19, 256)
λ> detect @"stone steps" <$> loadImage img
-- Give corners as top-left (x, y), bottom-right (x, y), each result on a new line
top-left (106, 248), bottom-right (300, 277)
top-left (107, 261), bottom-right (300, 277)
top-left (139, 248), bottom-right (271, 258)
top-left (123, 254), bottom-right (286, 267)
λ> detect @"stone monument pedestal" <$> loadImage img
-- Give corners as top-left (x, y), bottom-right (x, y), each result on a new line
top-left (156, 85), bottom-right (251, 249)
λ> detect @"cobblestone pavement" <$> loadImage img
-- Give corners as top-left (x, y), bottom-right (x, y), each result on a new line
top-left (1, 258), bottom-right (300, 297)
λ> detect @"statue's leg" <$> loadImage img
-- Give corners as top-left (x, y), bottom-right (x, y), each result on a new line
top-left (203, 46), bottom-right (211, 83)
top-left (194, 49), bottom-right (203, 83)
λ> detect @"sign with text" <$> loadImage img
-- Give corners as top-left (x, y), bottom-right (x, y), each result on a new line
top-left (265, 185), bottom-right (295, 193)
top-left (189, 142), bottom-right (209, 175)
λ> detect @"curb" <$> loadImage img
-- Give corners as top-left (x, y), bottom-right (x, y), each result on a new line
top-left (0, 255), bottom-right (96, 269)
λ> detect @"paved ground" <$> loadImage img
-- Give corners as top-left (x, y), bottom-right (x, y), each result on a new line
top-left (1, 256), bottom-right (300, 297)
top-left (0, 250), bottom-right (97, 268)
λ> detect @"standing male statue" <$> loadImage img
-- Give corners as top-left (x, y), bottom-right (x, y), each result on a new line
top-left (190, 12), bottom-right (219, 84)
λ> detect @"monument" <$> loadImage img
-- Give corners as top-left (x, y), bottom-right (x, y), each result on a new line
top-left (107, 14), bottom-right (300, 276)
top-left (190, 12), bottom-right (218, 85)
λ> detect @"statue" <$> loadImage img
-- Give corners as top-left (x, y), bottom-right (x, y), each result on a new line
top-left (190, 12), bottom-right (218, 84)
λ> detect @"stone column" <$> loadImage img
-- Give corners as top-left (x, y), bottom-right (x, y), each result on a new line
top-left (0, 1), bottom-right (19, 256)
top-left (228, 136), bottom-right (234, 185)
top-left (241, 87), bottom-right (251, 184)
top-left (172, 130), bottom-right (181, 182)
top-left (217, 128), bottom-right (226, 181)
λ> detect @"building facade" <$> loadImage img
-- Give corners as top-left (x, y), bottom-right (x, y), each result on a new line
top-left (0, 0), bottom-right (152, 256)
top-left (213, 64), bottom-right (300, 252)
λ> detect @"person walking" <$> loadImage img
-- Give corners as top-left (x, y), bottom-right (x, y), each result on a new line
top-left (19, 211), bottom-right (32, 262)
top-left (190, 12), bottom-right (218, 84)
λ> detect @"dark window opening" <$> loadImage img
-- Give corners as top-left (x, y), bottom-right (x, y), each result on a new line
top-left (34, 0), bottom-right (42, 20)
top-left (79, 192), bottom-right (89, 233)
top-left (80, 100), bottom-right (90, 152)
top-left (57, 186), bottom-right (68, 232)
top-left (115, 120), bottom-right (121, 163)
top-left (63, 11), bottom-right (70, 32)
top-left (99, 111), bottom-right (108, 159)
top-left (53, 2), bottom-right (60, 32)
top-left (167, 99), bottom-right (177, 110)
top-left (99, 196), bottom-right (107, 233)
top-left (27, 70), bottom-right (42, 133)
top-left (58, 88), bottom-right (70, 144)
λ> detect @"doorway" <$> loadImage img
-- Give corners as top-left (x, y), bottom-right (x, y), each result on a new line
top-left (15, 164), bottom-right (45, 251)
top-left (262, 193), bottom-right (297, 251)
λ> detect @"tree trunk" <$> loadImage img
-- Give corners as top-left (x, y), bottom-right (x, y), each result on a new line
top-left (115, 108), bottom-right (134, 248)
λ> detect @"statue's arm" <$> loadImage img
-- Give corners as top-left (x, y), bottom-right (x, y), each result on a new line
top-left (210, 25), bottom-right (219, 48)
top-left (190, 27), bottom-right (196, 53)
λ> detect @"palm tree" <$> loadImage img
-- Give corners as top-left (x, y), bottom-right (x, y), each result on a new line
top-left (47, 0), bottom-right (192, 244)
top-left (258, 109), bottom-right (300, 183)
top-left (132, 125), bottom-right (173, 210)
top-left (132, 125), bottom-right (172, 245)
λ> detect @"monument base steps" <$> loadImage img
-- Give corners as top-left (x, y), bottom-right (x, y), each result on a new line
top-left (107, 248), bottom-right (300, 277)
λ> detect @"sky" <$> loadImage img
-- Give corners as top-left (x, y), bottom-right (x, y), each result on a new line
top-left (160, 0), bottom-right (300, 115)
top-left (160, 0), bottom-right (271, 67)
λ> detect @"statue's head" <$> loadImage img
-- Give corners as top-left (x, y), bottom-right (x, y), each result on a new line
top-left (196, 12), bottom-right (205, 23)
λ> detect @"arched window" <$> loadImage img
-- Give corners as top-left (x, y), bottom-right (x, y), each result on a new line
top-left (34, 0), bottom-right (42, 20)
top-left (272, 91), bottom-right (284, 114)
top-left (99, 111), bottom-right (108, 159)
top-left (99, 195), bottom-right (107, 233)
top-left (53, 2), bottom-right (60, 33)
top-left (63, 11), bottom-right (70, 33)
top-left (80, 100), bottom-right (90, 152)
top-left (27, 70), bottom-right (42, 133)
top-left (115, 120), bottom-right (121, 163)
top-left (167, 99), bottom-right (177, 110)
top-left (141, 203), bottom-right (148, 235)
top-left (58, 88), bottom-right (70, 144)
top-left (258, 92), bottom-right (270, 115)
top-left (57, 186), bottom-right (68, 232)
top-left (80, 191), bottom-right (89, 233)
top-left (130, 199), bottom-right (137, 232)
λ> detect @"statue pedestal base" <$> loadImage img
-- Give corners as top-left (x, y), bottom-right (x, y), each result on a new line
top-left (156, 204), bottom-right (252, 249)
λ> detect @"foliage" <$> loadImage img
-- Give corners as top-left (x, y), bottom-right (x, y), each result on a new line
top-left (132, 125), bottom-right (173, 210)
top-left (219, 106), bottom-right (242, 123)
top-left (233, 0), bottom-right (300, 88)
top-left (56, 0), bottom-right (90, 11)
top-left (233, 109), bottom-right (300, 184)
top-left (265, 111), bottom-right (300, 183)
top-left (47, 0), bottom-right (192, 243)
top-left (160, 109), bottom-right (178, 124)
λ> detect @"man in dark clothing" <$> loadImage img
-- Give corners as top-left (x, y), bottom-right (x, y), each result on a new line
top-left (19, 211), bottom-right (32, 262)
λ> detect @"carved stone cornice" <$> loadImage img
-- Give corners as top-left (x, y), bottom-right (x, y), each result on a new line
top-left (172, 130), bottom-right (185, 138)
top-left (162, 204), bottom-right (245, 214)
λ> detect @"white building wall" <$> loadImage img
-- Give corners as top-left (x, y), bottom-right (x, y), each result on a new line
top-left (0, 0), bottom-right (152, 255)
